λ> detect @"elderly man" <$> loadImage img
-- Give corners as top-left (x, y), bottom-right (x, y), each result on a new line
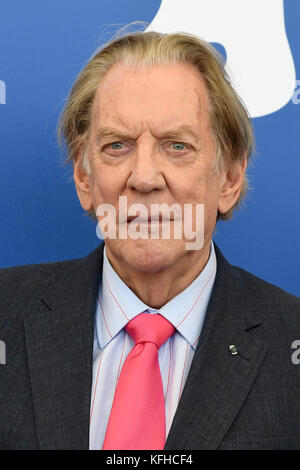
top-left (0, 31), bottom-right (300, 451)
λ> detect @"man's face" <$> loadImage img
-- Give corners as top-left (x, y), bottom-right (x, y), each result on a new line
top-left (74, 61), bottom-right (242, 273)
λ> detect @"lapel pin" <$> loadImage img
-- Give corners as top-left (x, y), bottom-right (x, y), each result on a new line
top-left (229, 344), bottom-right (238, 355)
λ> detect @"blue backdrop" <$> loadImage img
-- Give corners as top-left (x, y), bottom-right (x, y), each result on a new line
top-left (1, 0), bottom-right (299, 296)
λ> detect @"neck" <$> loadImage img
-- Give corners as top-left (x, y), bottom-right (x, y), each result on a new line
top-left (105, 241), bottom-right (212, 309)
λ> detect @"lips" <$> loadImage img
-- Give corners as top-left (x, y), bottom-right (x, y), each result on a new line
top-left (127, 215), bottom-right (174, 223)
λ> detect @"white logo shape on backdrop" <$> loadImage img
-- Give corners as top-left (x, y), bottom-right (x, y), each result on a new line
top-left (147, 0), bottom-right (296, 118)
top-left (0, 80), bottom-right (6, 104)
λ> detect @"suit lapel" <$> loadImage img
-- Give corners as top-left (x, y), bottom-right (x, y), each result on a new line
top-left (23, 243), bottom-right (105, 450)
top-left (23, 241), bottom-right (267, 450)
top-left (165, 246), bottom-right (268, 450)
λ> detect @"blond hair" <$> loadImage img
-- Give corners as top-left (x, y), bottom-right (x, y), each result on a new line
top-left (58, 30), bottom-right (254, 220)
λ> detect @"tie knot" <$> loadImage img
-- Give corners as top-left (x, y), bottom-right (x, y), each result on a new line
top-left (125, 313), bottom-right (175, 349)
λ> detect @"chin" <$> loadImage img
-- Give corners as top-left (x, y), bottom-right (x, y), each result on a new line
top-left (109, 238), bottom-right (184, 273)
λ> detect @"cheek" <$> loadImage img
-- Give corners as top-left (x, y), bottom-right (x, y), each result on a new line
top-left (204, 173), bottom-right (222, 208)
top-left (185, 172), bottom-right (221, 225)
top-left (203, 175), bottom-right (223, 230)
top-left (88, 167), bottom-right (124, 206)
top-left (173, 169), bottom-right (219, 205)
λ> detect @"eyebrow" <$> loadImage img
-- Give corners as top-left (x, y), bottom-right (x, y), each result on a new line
top-left (95, 124), bottom-right (199, 144)
top-left (155, 125), bottom-right (199, 141)
top-left (95, 127), bottom-right (133, 145)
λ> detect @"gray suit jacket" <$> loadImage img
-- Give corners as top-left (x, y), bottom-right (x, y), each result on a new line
top-left (0, 242), bottom-right (300, 450)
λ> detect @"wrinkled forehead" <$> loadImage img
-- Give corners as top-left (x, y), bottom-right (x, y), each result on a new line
top-left (91, 61), bottom-right (211, 133)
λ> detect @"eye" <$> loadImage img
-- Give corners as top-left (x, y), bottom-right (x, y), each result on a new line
top-left (103, 141), bottom-right (131, 156)
top-left (109, 142), bottom-right (125, 150)
top-left (171, 142), bottom-right (186, 151)
top-left (164, 140), bottom-right (194, 158)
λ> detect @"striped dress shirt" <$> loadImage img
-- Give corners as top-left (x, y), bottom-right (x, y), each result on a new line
top-left (89, 241), bottom-right (217, 450)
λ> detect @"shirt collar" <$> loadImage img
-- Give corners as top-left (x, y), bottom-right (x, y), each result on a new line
top-left (95, 242), bottom-right (217, 350)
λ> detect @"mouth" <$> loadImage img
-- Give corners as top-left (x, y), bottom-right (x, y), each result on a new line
top-left (127, 215), bottom-right (175, 224)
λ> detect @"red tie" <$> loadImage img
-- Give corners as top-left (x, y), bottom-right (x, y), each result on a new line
top-left (102, 313), bottom-right (175, 450)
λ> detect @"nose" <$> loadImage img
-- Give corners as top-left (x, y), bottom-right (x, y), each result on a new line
top-left (126, 143), bottom-right (166, 194)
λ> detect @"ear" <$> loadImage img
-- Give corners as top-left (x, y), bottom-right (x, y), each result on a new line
top-left (218, 154), bottom-right (247, 215)
top-left (73, 149), bottom-right (93, 212)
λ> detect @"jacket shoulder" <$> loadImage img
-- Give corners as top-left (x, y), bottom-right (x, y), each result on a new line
top-left (0, 258), bottom-right (80, 319)
top-left (232, 264), bottom-right (300, 323)
top-left (215, 244), bottom-right (300, 313)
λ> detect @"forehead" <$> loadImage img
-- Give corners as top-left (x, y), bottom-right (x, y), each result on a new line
top-left (92, 61), bottom-right (210, 132)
